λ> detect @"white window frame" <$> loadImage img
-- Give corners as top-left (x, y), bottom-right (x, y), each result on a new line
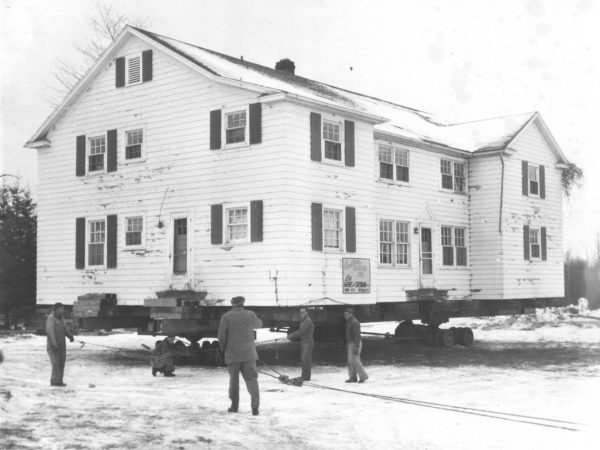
top-left (321, 116), bottom-right (344, 165)
top-left (528, 164), bottom-right (540, 197)
top-left (441, 225), bottom-right (468, 268)
top-left (87, 133), bottom-right (107, 175)
top-left (123, 127), bottom-right (145, 162)
top-left (323, 207), bottom-right (344, 252)
top-left (123, 215), bottom-right (145, 249)
top-left (529, 228), bottom-right (541, 260)
top-left (86, 217), bottom-right (107, 268)
top-left (125, 53), bottom-right (143, 86)
top-left (440, 158), bottom-right (467, 193)
top-left (377, 143), bottom-right (410, 184)
top-left (378, 219), bottom-right (411, 267)
top-left (223, 106), bottom-right (249, 148)
top-left (224, 203), bottom-right (250, 244)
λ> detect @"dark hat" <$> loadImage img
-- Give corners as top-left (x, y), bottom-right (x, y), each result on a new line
top-left (52, 302), bottom-right (64, 311)
top-left (231, 296), bottom-right (245, 306)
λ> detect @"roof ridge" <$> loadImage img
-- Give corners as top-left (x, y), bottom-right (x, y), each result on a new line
top-left (446, 111), bottom-right (537, 127)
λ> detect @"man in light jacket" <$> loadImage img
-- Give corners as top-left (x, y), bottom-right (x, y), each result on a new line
top-left (218, 296), bottom-right (263, 416)
top-left (287, 307), bottom-right (315, 381)
top-left (46, 302), bottom-right (74, 387)
top-left (344, 307), bottom-right (368, 383)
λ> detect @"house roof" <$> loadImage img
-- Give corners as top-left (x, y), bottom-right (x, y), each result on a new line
top-left (25, 26), bottom-right (569, 162)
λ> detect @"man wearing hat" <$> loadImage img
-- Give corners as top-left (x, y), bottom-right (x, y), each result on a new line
top-left (343, 307), bottom-right (368, 383)
top-left (217, 296), bottom-right (263, 416)
top-left (46, 302), bottom-right (74, 387)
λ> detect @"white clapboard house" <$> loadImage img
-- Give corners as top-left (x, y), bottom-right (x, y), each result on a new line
top-left (26, 26), bottom-right (569, 308)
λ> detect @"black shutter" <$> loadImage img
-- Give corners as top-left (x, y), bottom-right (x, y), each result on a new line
top-left (211, 204), bottom-right (223, 244)
top-left (541, 227), bottom-right (547, 260)
top-left (250, 200), bottom-right (263, 242)
top-left (522, 161), bottom-right (528, 196)
top-left (76, 217), bottom-right (85, 269)
top-left (539, 165), bottom-right (546, 199)
top-left (76, 135), bottom-right (86, 176)
top-left (249, 103), bottom-right (262, 145)
top-left (107, 215), bottom-right (117, 268)
top-left (310, 113), bottom-right (321, 162)
top-left (115, 57), bottom-right (125, 88)
top-left (107, 129), bottom-right (117, 173)
top-left (344, 120), bottom-right (355, 167)
top-left (311, 202), bottom-right (323, 251)
top-left (523, 225), bottom-right (530, 260)
top-left (210, 109), bottom-right (221, 150)
top-left (345, 206), bottom-right (356, 252)
top-left (142, 50), bottom-right (153, 82)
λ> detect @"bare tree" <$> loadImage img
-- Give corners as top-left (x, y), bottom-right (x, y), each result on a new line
top-left (50, 1), bottom-right (149, 104)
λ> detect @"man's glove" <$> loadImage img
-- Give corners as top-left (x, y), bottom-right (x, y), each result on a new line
top-left (69, 336), bottom-right (75, 343)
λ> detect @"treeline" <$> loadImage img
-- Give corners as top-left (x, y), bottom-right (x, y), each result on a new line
top-left (565, 256), bottom-right (600, 309)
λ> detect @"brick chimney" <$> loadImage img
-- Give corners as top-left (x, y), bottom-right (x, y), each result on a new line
top-left (275, 58), bottom-right (295, 75)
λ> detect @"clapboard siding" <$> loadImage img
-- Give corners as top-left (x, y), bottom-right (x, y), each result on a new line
top-left (500, 122), bottom-right (564, 298)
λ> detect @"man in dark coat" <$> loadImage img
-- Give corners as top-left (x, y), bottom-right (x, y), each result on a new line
top-left (343, 307), bottom-right (368, 383)
top-left (217, 296), bottom-right (263, 416)
top-left (46, 302), bottom-right (74, 387)
top-left (151, 336), bottom-right (177, 377)
top-left (287, 307), bottom-right (315, 381)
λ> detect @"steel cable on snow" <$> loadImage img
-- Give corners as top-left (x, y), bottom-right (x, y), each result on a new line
top-left (256, 361), bottom-right (596, 433)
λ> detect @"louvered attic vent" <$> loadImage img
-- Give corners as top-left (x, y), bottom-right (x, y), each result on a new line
top-left (128, 56), bottom-right (141, 84)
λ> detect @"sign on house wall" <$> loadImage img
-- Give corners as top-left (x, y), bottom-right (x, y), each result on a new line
top-left (342, 258), bottom-right (370, 294)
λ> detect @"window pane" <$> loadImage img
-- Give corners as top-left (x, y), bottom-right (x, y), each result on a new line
top-left (88, 244), bottom-right (104, 265)
top-left (227, 111), bottom-right (246, 128)
top-left (394, 148), bottom-right (408, 166)
top-left (126, 217), bottom-right (143, 246)
top-left (528, 166), bottom-right (538, 182)
top-left (378, 145), bottom-right (392, 163)
top-left (380, 162), bottom-right (393, 179)
top-left (324, 141), bottom-right (341, 160)
top-left (226, 127), bottom-right (246, 144)
top-left (396, 165), bottom-right (409, 182)
top-left (324, 209), bottom-right (341, 249)
top-left (440, 159), bottom-right (452, 175)
top-left (322, 122), bottom-right (340, 142)
top-left (456, 247), bottom-right (467, 266)
top-left (89, 154), bottom-right (104, 171)
top-left (379, 220), bottom-right (393, 264)
top-left (126, 129), bottom-right (143, 145)
top-left (225, 111), bottom-right (246, 144)
top-left (380, 243), bottom-right (392, 264)
top-left (125, 144), bottom-right (142, 159)
top-left (531, 244), bottom-right (540, 258)
top-left (227, 207), bottom-right (248, 241)
top-left (396, 243), bottom-right (408, 265)
top-left (442, 174), bottom-right (453, 189)
top-left (441, 227), bottom-right (453, 246)
top-left (455, 228), bottom-right (465, 247)
top-left (442, 246), bottom-right (454, 266)
top-left (530, 180), bottom-right (539, 195)
top-left (396, 222), bottom-right (409, 244)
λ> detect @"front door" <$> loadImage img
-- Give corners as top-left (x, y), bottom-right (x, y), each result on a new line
top-left (420, 227), bottom-right (434, 287)
top-left (173, 218), bottom-right (187, 274)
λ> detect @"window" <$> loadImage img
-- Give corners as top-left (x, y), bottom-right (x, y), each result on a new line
top-left (126, 55), bottom-right (142, 85)
top-left (529, 228), bottom-right (540, 259)
top-left (323, 121), bottom-right (342, 162)
top-left (528, 165), bottom-right (539, 196)
top-left (226, 206), bottom-right (249, 243)
top-left (125, 129), bottom-right (143, 160)
top-left (225, 110), bottom-right (247, 144)
top-left (88, 219), bottom-right (105, 266)
top-left (378, 144), bottom-right (409, 182)
top-left (441, 226), bottom-right (467, 267)
top-left (88, 136), bottom-right (106, 173)
top-left (125, 216), bottom-right (143, 247)
top-left (323, 208), bottom-right (343, 249)
top-left (440, 158), bottom-right (466, 193)
top-left (379, 220), bottom-right (410, 266)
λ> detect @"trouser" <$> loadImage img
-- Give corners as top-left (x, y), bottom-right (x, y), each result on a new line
top-left (228, 360), bottom-right (260, 409)
top-left (300, 342), bottom-right (314, 381)
top-left (346, 342), bottom-right (368, 381)
top-left (47, 347), bottom-right (66, 385)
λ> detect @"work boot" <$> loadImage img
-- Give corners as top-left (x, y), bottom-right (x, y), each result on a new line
top-left (252, 407), bottom-right (259, 416)
top-left (345, 378), bottom-right (357, 383)
top-left (164, 372), bottom-right (175, 377)
top-left (228, 404), bottom-right (238, 413)
top-left (52, 382), bottom-right (67, 387)
top-left (358, 376), bottom-right (369, 384)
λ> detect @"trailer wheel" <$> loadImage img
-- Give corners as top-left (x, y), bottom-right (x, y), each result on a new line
top-left (438, 329), bottom-right (454, 348)
top-left (459, 327), bottom-right (474, 347)
top-left (395, 321), bottom-right (414, 338)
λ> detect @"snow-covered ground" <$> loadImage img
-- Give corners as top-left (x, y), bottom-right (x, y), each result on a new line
top-left (1, 310), bottom-right (599, 449)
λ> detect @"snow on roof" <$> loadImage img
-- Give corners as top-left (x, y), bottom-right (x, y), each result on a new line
top-left (136, 27), bottom-right (537, 154)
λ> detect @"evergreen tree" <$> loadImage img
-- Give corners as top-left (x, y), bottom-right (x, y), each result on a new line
top-left (0, 179), bottom-right (37, 328)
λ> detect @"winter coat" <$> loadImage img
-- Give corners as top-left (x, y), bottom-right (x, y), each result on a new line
top-left (151, 338), bottom-right (175, 370)
top-left (288, 316), bottom-right (315, 344)
top-left (217, 307), bottom-right (263, 364)
top-left (46, 314), bottom-right (73, 352)
top-left (345, 316), bottom-right (362, 346)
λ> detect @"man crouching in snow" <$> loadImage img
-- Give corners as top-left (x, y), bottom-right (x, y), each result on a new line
top-left (46, 302), bottom-right (74, 387)
top-left (151, 335), bottom-right (177, 377)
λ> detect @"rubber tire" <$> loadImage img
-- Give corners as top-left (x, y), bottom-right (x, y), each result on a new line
top-left (439, 329), bottom-right (455, 348)
top-left (459, 327), bottom-right (474, 347)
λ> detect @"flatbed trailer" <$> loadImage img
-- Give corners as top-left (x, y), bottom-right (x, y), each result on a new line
top-left (64, 290), bottom-right (570, 350)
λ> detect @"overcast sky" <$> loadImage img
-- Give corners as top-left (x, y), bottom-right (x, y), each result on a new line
top-left (1, 0), bottom-right (599, 258)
